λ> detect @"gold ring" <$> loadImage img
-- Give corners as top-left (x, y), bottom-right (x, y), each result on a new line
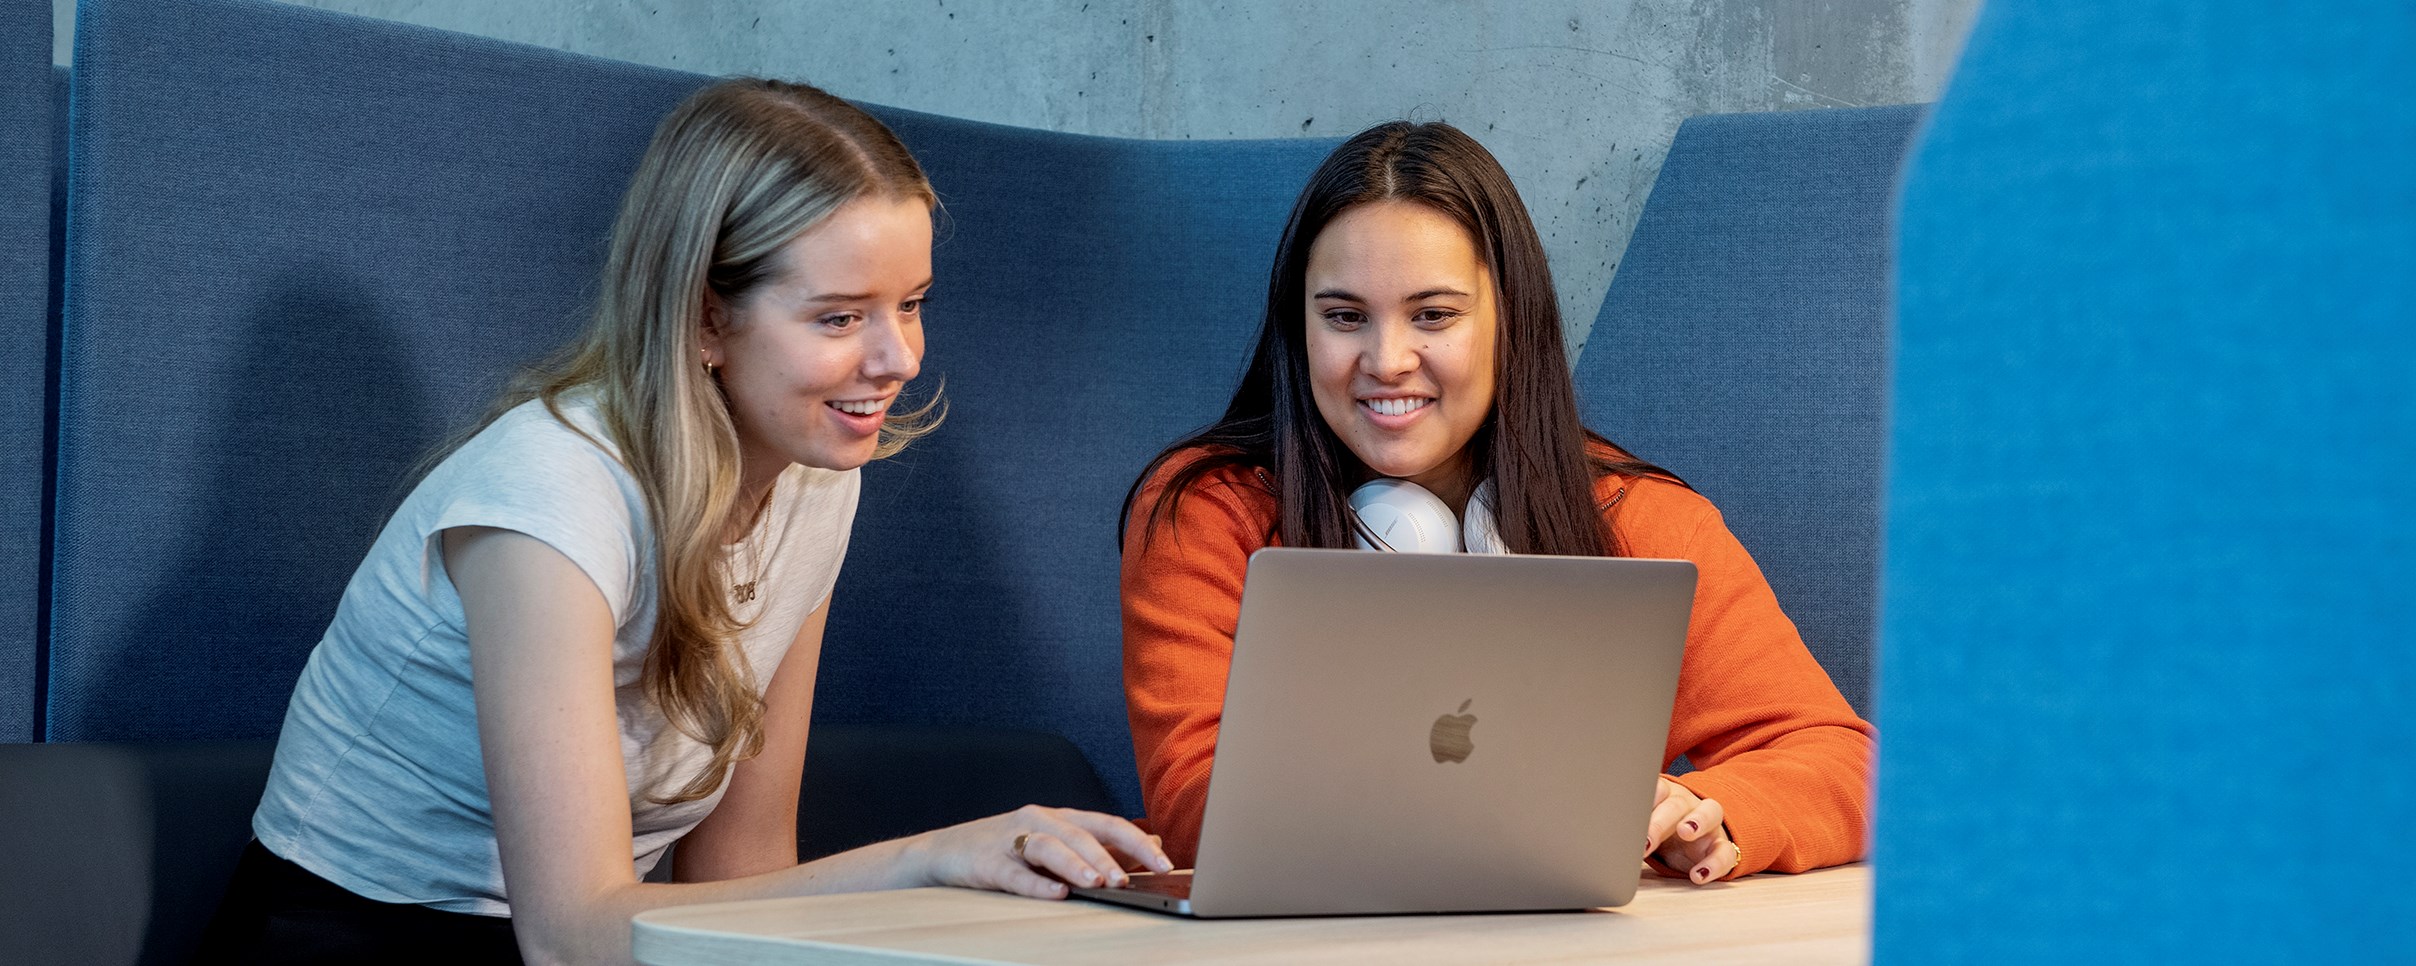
top-left (1012, 833), bottom-right (1030, 862)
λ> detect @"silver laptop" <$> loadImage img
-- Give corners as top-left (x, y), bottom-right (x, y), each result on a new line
top-left (1075, 547), bottom-right (1696, 917)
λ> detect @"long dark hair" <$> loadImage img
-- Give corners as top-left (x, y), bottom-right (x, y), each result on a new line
top-left (1122, 121), bottom-right (1679, 557)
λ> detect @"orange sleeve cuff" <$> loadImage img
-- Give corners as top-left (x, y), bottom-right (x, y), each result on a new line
top-left (1671, 769), bottom-right (1781, 879)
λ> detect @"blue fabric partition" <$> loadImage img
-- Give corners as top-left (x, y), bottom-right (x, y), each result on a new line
top-left (1575, 105), bottom-right (1922, 718)
top-left (1878, 5), bottom-right (2414, 961)
top-left (0, 0), bottom-right (53, 742)
top-left (51, 0), bottom-right (707, 741)
top-left (819, 120), bottom-right (1334, 811)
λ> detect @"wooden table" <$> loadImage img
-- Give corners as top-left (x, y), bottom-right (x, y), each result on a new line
top-left (632, 864), bottom-right (1870, 965)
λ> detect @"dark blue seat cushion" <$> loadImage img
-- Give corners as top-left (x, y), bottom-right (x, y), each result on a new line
top-left (1575, 105), bottom-right (1922, 717)
top-left (0, 740), bottom-right (279, 966)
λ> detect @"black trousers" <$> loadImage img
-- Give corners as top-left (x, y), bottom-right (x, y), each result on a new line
top-left (197, 840), bottom-right (523, 965)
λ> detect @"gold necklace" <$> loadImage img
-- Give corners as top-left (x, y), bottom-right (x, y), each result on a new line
top-left (729, 486), bottom-right (775, 604)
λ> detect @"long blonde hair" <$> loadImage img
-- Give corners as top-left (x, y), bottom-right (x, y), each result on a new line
top-left (490, 78), bottom-right (939, 803)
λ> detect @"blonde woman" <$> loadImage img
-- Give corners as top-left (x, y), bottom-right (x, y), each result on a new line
top-left (203, 79), bottom-right (1168, 965)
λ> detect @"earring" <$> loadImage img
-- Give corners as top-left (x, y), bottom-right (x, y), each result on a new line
top-left (701, 349), bottom-right (717, 376)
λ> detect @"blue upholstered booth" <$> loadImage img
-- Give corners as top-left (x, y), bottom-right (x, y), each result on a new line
top-left (17, 0), bottom-right (1931, 960)
top-left (1578, 105), bottom-right (1920, 718)
top-left (1877, 3), bottom-right (2414, 960)
top-left (0, 0), bottom-right (54, 742)
top-left (49, 0), bottom-right (705, 744)
top-left (47, 0), bottom-right (1332, 812)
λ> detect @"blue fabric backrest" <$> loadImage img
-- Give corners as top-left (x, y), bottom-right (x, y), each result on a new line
top-left (1575, 105), bottom-right (1922, 718)
top-left (1877, 5), bottom-right (2413, 960)
top-left (0, 0), bottom-right (54, 742)
top-left (51, 0), bottom-right (1332, 812)
top-left (51, 0), bottom-right (707, 741)
top-left (819, 119), bottom-right (1333, 810)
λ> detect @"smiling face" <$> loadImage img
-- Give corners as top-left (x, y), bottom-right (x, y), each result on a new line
top-left (703, 193), bottom-right (933, 478)
top-left (1303, 200), bottom-right (1499, 510)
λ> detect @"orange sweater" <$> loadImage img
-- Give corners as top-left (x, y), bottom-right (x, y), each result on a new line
top-left (1121, 449), bottom-right (1875, 876)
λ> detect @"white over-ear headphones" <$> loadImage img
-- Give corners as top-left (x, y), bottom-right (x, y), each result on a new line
top-left (1347, 479), bottom-right (1505, 554)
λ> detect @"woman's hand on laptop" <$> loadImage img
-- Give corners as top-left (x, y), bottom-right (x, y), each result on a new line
top-left (1644, 778), bottom-right (1740, 885)
top-left (906, 805), bottom-right (1176, 899)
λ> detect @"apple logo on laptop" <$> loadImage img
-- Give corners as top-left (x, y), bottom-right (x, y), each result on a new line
top-left (1430, 699), bottom-right (1477, 763)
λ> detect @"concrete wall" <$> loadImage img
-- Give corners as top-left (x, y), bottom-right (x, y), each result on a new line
top-left (51, 0), bottom-right (1979, 351)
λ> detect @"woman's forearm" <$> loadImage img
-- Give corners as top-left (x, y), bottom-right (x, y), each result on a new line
top-left (517, 833), bottom-right (932, 966)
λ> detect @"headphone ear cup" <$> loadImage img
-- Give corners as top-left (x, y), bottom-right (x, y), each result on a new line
top-left (1462, 479), bottom-right (1506, 554)
top-left (1347, 479), bottom-right (1462, 553)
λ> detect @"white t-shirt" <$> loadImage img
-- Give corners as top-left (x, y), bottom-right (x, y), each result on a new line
top-left (253, 394), bottom-right (859, 916)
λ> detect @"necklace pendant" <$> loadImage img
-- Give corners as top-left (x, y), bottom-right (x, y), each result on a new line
top-left (732, 581), bottom-right (758, 604)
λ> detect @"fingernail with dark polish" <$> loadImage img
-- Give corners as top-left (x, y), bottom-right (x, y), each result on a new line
top-left (1684, 821), bottom-right (1698, 833)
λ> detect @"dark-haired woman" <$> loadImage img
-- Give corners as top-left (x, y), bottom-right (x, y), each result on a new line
top-left (1120, 122), bottom-right (1873, 884)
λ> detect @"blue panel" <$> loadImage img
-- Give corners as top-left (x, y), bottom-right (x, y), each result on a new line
top-left (0, 0), bottom-right (54, 742)
top-left (828, 108), bottom-right (1337, 811)
top-left (51, 0), bottom-right (706, 740)
top-left (1878, 4), bottom-right (2415, 960)
top-left (1578, 105), bottom-right (1922, 717)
